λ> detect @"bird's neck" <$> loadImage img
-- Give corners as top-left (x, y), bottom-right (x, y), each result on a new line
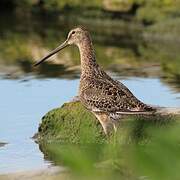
top-left (77, 37), bottom-right (98, 76)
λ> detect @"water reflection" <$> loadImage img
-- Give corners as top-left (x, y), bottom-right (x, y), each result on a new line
top-left (19, 61), bottom-right (79, 79)
top-left (0, 12), bottom-right (179, 92)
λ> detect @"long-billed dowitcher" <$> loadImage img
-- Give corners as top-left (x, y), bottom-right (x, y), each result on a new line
top-left (34, 26), bottom-right (155, 134)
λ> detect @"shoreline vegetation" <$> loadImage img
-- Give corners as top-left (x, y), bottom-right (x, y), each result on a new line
top-left (0, 0), bottom-right (179, 92)
top-left (33, 101), bottom-right (180, 179)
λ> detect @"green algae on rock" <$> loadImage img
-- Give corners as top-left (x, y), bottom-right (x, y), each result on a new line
top-left (34, 105), bottom-right (180, 180)
top-left (34, 102), bottom-right (106, 144)
top-left (34, 100), bottom-right (180, 144)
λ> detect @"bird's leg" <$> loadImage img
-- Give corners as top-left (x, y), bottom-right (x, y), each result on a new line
top-left (112, 121), bottom-right (118, 133)
top-left (110, 114), bottom-right (122, 133)
top-left (93, 112), bottom-right (114, 135)
top-left (111, 117), bottom-right (121, 133)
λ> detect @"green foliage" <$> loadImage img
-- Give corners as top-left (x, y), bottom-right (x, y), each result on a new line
top-left (14, 0), bottom-right (36, 8)
top-left (35, 100), bottom-right (180, 179)
top-left (130, 123), bottom-right (180, 180)
top-left (42, 0), bottom-right (102, 10)
top-left (136, 0), bottom-right (180, 23)
top-left (2, 0), bottom-right (180, 24)
top-left (38, 111), bottom-right (180, 180)
top-left (139, 18), bottom-right (180, 87)
top-left (0, 8), bottom-right (179, 89)
top-left (0, 33), bottom-right (32, 64)
top-left (46, 143), bottom-right (133, 180)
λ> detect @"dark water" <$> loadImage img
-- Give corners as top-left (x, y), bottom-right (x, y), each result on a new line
top-left (0, 12), bottom-right (180, 173)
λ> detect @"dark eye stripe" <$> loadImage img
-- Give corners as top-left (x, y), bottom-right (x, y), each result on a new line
top-left (72, 31), bottom-right (75, 35)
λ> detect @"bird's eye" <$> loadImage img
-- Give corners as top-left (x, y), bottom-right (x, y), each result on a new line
top-left (71, 31), bottom-right (75, 35)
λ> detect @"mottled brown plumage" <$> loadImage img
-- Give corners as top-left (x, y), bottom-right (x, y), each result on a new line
top-left (35, 26), bottom-right (156, 134)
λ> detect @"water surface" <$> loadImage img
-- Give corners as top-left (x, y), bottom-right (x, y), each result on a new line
top-left (0, 76), bottom-right (179, 173)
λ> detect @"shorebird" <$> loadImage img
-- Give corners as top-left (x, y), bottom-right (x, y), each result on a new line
top-left (34, 26), bottom-right (156, 134)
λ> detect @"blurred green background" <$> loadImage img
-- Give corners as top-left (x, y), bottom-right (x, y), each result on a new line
top-left (0, 0), bottom-right (180, 90)
top-left (0, 0), bottom-right (180, 179)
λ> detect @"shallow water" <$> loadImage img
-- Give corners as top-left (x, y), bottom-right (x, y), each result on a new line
top-left (0, 78), bottom-right (77, 173)
top-left (0, 76), bottom-right (179, 173)
top-left (0, 9), bottom-right (180, 174)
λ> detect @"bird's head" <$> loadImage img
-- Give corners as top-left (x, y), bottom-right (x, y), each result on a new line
top-left (67, 26), bottom-right (90, 45)
top-left (34, 26), bottom-right (90, 66)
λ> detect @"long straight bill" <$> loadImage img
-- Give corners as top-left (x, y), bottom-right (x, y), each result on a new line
top-left (34, 40), bottom-right (68, 66)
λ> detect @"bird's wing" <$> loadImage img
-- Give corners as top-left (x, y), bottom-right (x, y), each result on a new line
top-left (80, 78), bottom-right (154, 113)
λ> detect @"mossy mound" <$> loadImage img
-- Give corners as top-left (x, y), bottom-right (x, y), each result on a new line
top-left (35, 101), bottom-right (179, 144)
top-left (35, 102), bottom-right (106, 144)
top-left (33, 101), bottom-right (180, 180)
